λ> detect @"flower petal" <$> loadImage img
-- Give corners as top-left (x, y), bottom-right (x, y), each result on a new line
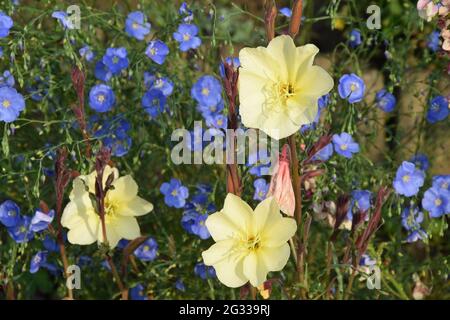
top-left (208, 251), bottom-right (247, 288)
top-left (243, 251), bottom-right (268, 287)
top-left (253, 197), bottom-right (281, 233)
top-left (222, 193), bottom-right (254, 234)
top-left (66, 216), bottom-right (99, 245)
top-left (261, 217), bottom-right (297, 247)
top-left (205, 212), bottom-right (242, 242)
top-left (116, 196), bottom-right (153, 216)
top-left (109, 175), bottom-right (138, 201)
top-left (202, 239), bottom-right (237, 265)
top-left (258, 243), bottom-right (291, 271)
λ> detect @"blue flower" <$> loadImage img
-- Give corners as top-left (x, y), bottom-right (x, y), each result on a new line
top-left (401, 207), bottom-right (423, 231)
top-left (179, 2), bottom-right (194, 23)
top-left (432, 175), bottom-right (450, 192)
top-left (144, 73), bottom-right (174, 97)
top-left (181, 210), bottom-right (198, 234)
top-left (0, 86), bottom-right (25, 123)
top-left (160, 178), bottom-right (189, 208)
top-left (332, 132), bottom-right (360, 158)
top-left (175, 278), bottom-right (186, 292)
top-left (349, 29), bottom-right (362, 48)
top-left (94, 117), bottom-right (132, 157)
top-left (426, 95), bottom-right (449, 124)
top-left (89, 84), bottom-right (115, 112)
top-left (77, 255), bottom-right (93, 267)
top-left (146, 40), bottom-right (169, 65)
top-left (191, 75), bottom-right (222, 107)
top-left (79, 45), bottom-right (94, 62)
top-left (194, 262), bottom-right (216, 280)
top-left (205, 113), bottom-right (227, 129)
top-left (26, 76), bottom-right (48, 101)
top-left (406, 230), bottom-right (428, 243)
top-left (51, 11), bottom-right (73, 30)
top-left (190, 213), bottom-right (210, 239)
top-left (248, 150), bottom-right (272, 177)
top-left (102, 47), bottom-right (129, 75)
top-left (7, 216), bottom-right (34, 243)
top-left (43, 235), bottom-right (59, 253)
top-left (129, 283), bottom-right (148, 300)
top-left (30, 209), bottom-right (54, 232)
top-left (94, 61), bottom-right (112, 82)
top-left (125, 11), bottom-right (151, 40)
top-left (0, 200), bottom-right (21, 227)
top-left (197, 99), bottom-right (224, 118)
top-left (0, 70), bottom-right (15, 88)
top-left (427, 30), bottom-right (441, 52)
top-left (173, 23), bottom-right (201, 52)
top-left (279, 7), bottom-right (292, 18)
top-left (219, 57), bottom-right (240, 78)
top-left (30, 251), bottom-right (48, 274)
top-left (0, 12), bottom-right (13, 37)
top-left (409, 153), bottom-right (429, 171)
top-left (134, 237), bottom-right (158, 261)
top-left (359, 254), bottom-right (376, 267)
top-left (338, 73), bottom-right (366, 103)
top-left (253, 178), bottom-right (269, 201)
top-left (422, 186), bottom-right (450, 218)
top-left (375, 89), bottom-right (396, 112)
top-left (352, 190), bottom-right (372, 212)
top-left (393, 161), bottom-right (425, 197)
top-left (311, 143), bottom-right (334, 162)
top-left (142, 89), bottom-right (166, 119)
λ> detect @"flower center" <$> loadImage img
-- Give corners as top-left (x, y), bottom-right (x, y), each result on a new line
top-left (244, 235), bottom-right (261, 251)
top-left (183, 33), bottom-right (191, 41)
top-left (442, 182), bottom-right (448, 189)
top-left (132, 22), bottom-right (139, 29)
top-left (202, 88), bottom-right (210, 96)
top-left (434, 198), bottom-right (442, 207)
top-left (143, 245), bottom-right (150, 251)
top-left (150, 48), bottom-right (157, 56)
top-left (113, 56), bottom-right (119, 64)
top-left (2, 99), bottom-right (11, 108)
top-left (402, 175), bottom-right (410, 183)
top-left (105, 200), bottom-right (118, 216)
top-left (279, 83), bottom-right (295, 102)
top-left (97, 94), bottom-right (105, 103)
top-left (171, 189), bottom-right (178, 196)
top-left (8, 210), bottom-right (16, 217)
top-left (340, 144), bottom-right (348, 151)
top-left (350, 83), bottom-right (357, 91)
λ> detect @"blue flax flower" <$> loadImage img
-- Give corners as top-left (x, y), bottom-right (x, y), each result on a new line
top-left (102, 47), bottom-right (129, 75)
top-left (426, 96), bottom-right (449, 124)
top-left (0, 12), bottom-right (13, 37)
top-left (432, 175), bottom-right (450, 192)
top-left (173, 24), bottom-right (201, 52)
top-left (142, 89), bottom-right (166, 119)
top-left (427, 30), bottom-right (441, 52)
top-left (51, 11), bottom-right (74, 30)
top-left (79, 45), bottom-right (94, 62)
top-left (409, 153), bottom-right (429, 171)
top-left (253, 178), bottom-right (269, 201)
top-left (125, 11), bottom-right (151, 40)
top-left (94, 61), bottom-right (112, 82)
top-left (332, 132), bottom-right (359, 158)
top-left (349, 29), bottom-right (362, 48)
top-left (422, 186), bottom-right (450, 218)
top-left (0, 86), bottom-right (25, 123)
top-left (7, 216), bottom-right (34, 243)
top-left (0, 200), bottom-right (21, 227)
top-left (30, 209), bottom-right (54, 232)
top-left (194, 262), bottom-right (216, 280)
top-left (0, 70), bottom-right (15, 88)
top-left (375, 89), bottom-right (396, 112)
top-left (146, 40), bottom-right (169, 65)
top-left (191, 75), bottom-right (222, 107)
top-left (393, 161), bottom-right (425, 197)
top-left (89, 84), bottom-right (115, 112)
top-left (130, 284), bottom-right (148, 300)
top-left (144, 73), bottom-right (174, 97)
top-left (30, 251), bottom-right (48, 274)
top-left (338, 73), bottom-right (365, 103)
top-left (134, 237), bottom-right (158, 261)
top-left (160, 178), bottom-right (189, 208)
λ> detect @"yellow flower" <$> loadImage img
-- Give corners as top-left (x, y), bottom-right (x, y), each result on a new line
top-left (61, 165), bottom-right (153, 248)
top-left (238, 35), bottom-right (334, 140)
top-left (202, 193), bottom-right (297, 288)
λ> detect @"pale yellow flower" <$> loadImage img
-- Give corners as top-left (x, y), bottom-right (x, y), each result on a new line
top-left (202, 193), bottom-right (296, 288)
top-left (61, 166), bottom-right (153, 248)
top-left (238, 35), bottom-right (334, 140)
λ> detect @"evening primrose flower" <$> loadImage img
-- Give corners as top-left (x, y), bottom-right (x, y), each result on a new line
top-left (202, 194), bottom-right (296, 288)
top-left (61, 166), bottom-right (153, 248)
top-left (238, 35), bottom-right (334, 140)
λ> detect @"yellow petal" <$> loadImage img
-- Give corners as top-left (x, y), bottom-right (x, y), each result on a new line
top-left (66, 215), bottom-right (99, 245)
top-left (222, 193), bottom-right (254, 234)
top-left (239, 46), bottom-right (278, 81)
top-left (111, 216), bottom-right (141, 240)
top-left (97, 221), bottom-right (121, 249)
top-left (258, 110), bottom-right (301, 140)
top-left (108, 175), bottom-right (138, 202)
top-left (266, 35), bottom-right (296, 82)
top-left (261, 217), bottom-right (297, 247)
top-left (211, 252), bottom-right (247, 288)
top-left (258, 243), bottom-right (291, 271)
top-left (285, 94), bottom-right (318, 127)
top-left (205, 211), bottom-right (242, 242)
top-left (202, 239), bottom-right (237, 265)
top-left (116, 196), bottom-right (153, 217)
top-left (61, 193), bottom-right (96, 229)
top-left (243, 251), bottom-right (268, 287)
top-left (294, 44), bottom-right (320, 83)
top-left (253, 197), bottom-right (281, 234)
top-left (297, 65), bottom-right (334, 97)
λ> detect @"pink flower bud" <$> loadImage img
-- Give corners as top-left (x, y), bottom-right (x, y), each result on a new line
top-left (268, 144), bottom-right (295, 216)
